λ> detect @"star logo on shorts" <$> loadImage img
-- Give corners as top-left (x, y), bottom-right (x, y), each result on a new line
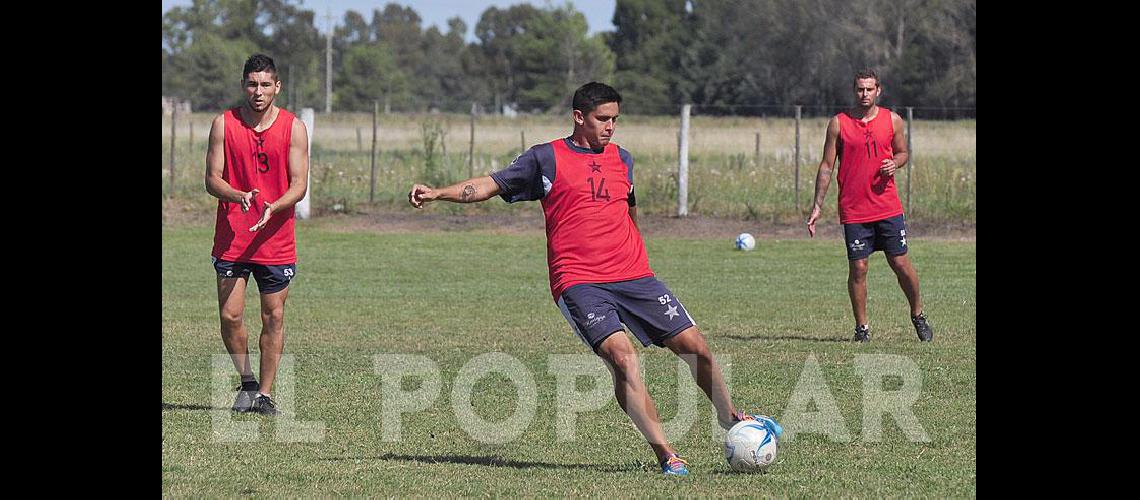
top-left (588, 160), bottom-right (602, 173)
top-left (664, 304), bottom-right (679, 320)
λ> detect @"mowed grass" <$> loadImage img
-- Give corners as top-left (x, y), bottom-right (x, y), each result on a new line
top-left (162, 223), bottom-right (976, 496)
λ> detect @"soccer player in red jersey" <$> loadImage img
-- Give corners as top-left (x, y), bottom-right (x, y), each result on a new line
top-left (408, 82), bottom-right (781, 476)
top-left (807, 69), bottom-right (933, 343)
top-left (204, 54), bottom-right (310, 415)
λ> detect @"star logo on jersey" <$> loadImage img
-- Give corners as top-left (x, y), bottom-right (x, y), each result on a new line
top-left (664, 304), bottom-right (679, 320)
top-left (588, 160), bottom-right (602, 173)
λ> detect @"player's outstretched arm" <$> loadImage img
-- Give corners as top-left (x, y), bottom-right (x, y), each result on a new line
top-left (408, 176), bottom-right (502, 208)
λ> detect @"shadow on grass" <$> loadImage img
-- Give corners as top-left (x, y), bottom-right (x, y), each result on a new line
top-left (323, 453), bottom-right (651, 473)
top-left (723, 335), bottom-right (851, 343)
top-left (162, 402), bottom-right (223, 411)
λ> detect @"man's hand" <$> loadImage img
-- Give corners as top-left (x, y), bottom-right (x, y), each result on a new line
top-left (807, 204), bottom-right (821, 238)
top-left (239, 189), bottom-right (260, 212)
top-left (408, 184), bottom-right (436, 209)
top-left (250, 201), bottom-right (273, 232)
top-left (880, 158), bottom-right (899, 177)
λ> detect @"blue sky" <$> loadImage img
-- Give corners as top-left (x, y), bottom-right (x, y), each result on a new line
top-left (161, 0), bottom-right (619, 42)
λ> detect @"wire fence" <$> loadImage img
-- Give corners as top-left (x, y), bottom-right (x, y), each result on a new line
top-left (162, 103), bottom-right (976, 224)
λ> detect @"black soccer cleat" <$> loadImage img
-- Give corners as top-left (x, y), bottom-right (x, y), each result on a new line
top-left (250, 394), bottom-right (279, 416)
top-left (232, 382), bottom-right (259, 413)
top-left (853, 325), bottom-right (871, 343)
top-left (912, 313), bottom-right (934, 342)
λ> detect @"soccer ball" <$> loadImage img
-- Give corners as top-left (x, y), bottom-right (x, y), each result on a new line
top-left (724, 419), bottom-right (778, 472)
top-left (735, 233), bottom-right (756, 251)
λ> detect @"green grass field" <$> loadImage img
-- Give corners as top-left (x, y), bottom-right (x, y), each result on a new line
top-left (162, 222), bottom-right (976, 496)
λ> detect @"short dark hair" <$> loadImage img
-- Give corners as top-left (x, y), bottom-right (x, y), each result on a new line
top-left (854, 68), bottom-right (880, 87)
top-left (572, 82), bottom-right (621, 114)
top-left (243, 54), bottom-right (278, 81)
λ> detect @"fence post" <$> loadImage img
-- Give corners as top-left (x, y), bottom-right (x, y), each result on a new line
top-left (357, 127), bottom-right (362, 152)
top-left (469, 102), bottom-right (476, 178)
top-left (370, 100), bottom-right (378, 204)
top-left (170, 106), bottom-right (177, 194)
top-left (678, 104), bottom-right (691, 217)
top-left (297, 108), bottom-right (314, 219)
top-left (521, 130), bottom-right (526, 155)
top-left (795, 105), bottom-right (802, 211)
top-left (754, 131), bottom-right (760, 164)
top-left (906, 106), bottom-right (914, 216)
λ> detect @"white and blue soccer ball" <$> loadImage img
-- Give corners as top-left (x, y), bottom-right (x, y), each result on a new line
top-left (724, 419), bottom-right (778, 472)
top-left (735, 232), bottom-right (756, 251)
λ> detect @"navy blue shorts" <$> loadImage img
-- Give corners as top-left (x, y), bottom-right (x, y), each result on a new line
top-left (556, 277), bottom-right (696, 352)
top-left (842, 214), bottom-right (908, 261)
top-left (212, 258), bottom-right (296, 294)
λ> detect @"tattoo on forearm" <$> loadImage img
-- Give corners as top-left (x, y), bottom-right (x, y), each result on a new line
top-left (814, 170), bottom-right (832, 207)
top-left (460, 184), bottom-right (476, 202)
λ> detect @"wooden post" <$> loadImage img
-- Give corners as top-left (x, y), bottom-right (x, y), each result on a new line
top-left (754, 131), bottom-right (760, 164)
top-left (794, 105), bottom-right (802, 211)
top-left (678, 104), bottom-right (691, 217)
top-left (469, 102), bottom-right (476, 179)
top-left (169, 106), bottom-right (177, 193)
top-left (906, 106), bottom-right (914, 216)
top-left (370, 100), bottom-right (378, 203)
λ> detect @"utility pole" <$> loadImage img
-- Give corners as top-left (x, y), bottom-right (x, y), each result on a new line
top-left (324, 7), bottom-right (333, 113)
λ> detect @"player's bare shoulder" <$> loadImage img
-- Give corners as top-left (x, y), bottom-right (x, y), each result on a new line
top-left (827, 114), bottom-right (841, 136)
top-left (890, 110), bottom-right (905, 126)
top-left (291, 113), bottom-right (308, 140)
top-left (209, 112), bottom-right (226, 141)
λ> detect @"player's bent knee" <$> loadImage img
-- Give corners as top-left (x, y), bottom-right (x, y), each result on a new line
top-left (599, 342), bottom-right (640, 378)
top-left (887, 254), bottom-right (911, 271)
top-left (609, 351), bottom-right (639, 375)
top-left (669, 328), bottom-right (711, 358)
top-left (220, 311), bottom-right (244, 329)
top-left (261, 306), bottom-right (285, 324)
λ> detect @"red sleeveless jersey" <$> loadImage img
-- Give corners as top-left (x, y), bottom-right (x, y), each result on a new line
top-left (211, 107), bottom-right (297, 264)
top-left (542, 140), bottom-right (653, 300)
top-left (835, 108), bottom-right (904, 224)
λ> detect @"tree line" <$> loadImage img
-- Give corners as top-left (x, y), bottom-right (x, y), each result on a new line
top-left (162, 0), bottom-right (975, 117)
